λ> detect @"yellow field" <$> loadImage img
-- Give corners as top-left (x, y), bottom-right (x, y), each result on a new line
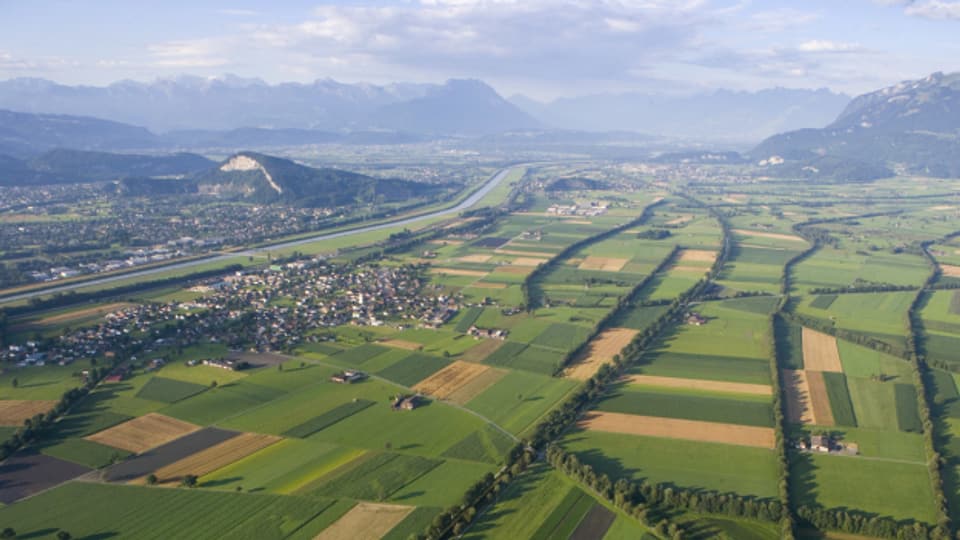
top-left (802, 328), bottom-right (843, 372)
top-left (941, 264), bottom-right (960, 278)
top-left (314, 503), bottom-right (414, 540)
top-left (580, 412), bottom-right (776, 448)
top-left (676, 249), bottom-right (717, 264)
top-left (11, 302), bottom-right (131, 332)
top-left (140, 432), bottom-right (281, 485)
top-left (0, 400), bottom-right (58, 426)
top-left (625, 375), bottom-right (772, 396)
top-left (565, 328), bottom-right (638, 380)
top-left (460, 339), bottom-right (504, 363)
top-left (733, 229), bottom-right (806, 243)
top-left (429, 268), bottom-right (488, 277)
top-left (458, 254), bottom-right (492, 263)
top-left (806, 370), bottom-right (836, 426)
top-left (380, 339), bottom-right (423, 351)
top-left (511, 257), bottom-right (549, 266)
top-left (86, 413), bottom-right (200, 453)
top-left (444, 367), bottom-right (508, 405)
top-left (578, 256), bottom-right (629, 272)
top-left (413, 361), bottom-right (491, 399)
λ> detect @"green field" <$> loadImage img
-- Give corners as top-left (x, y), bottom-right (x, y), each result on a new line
top-left (135, 376), bottom-right (209, 403)
top-left (562, 429), bottom-right (779, 499)
top-left (821, 372), bottom-right (857, 427)
top-left (596, 387), bottom-right (773, 427)
top-left (0, 482), bottom-right (352, 540)
top-left (466, 370), bottom-right (577, 436)
top-left (309, 451), bottom-right (442, 500)
top-left (201, 439), bottom-right (366, 494)
top-left (282, 399), bottom-right (376, 438)
top-left (791, 453), bottom-right (937, 523)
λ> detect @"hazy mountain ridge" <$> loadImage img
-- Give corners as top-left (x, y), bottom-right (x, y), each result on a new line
top-left (754, 72), bottom-right (960, 178)
top-left (0, 76), bottom-right (533, 135)
top-left (0, 149), bottom-right (213, 186)
top-left (510, 88), bottom-right (851, 142)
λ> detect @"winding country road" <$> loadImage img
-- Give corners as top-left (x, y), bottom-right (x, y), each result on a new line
top-left (0, 165), bottom-right (521, 305)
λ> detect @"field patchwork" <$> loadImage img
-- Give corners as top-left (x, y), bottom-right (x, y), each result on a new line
top-left (0, 399), bottom-right (58, 426)
top-left (141, 432), bottom-right (282, 485)
top-left (579, 412), bottom-right (776, 448)
top-left (805, 370), bottom-right (836, 426)
top-left (802, 328), bottom-right (843, 372)
top-left (316, 502), bottom-right (414, 540)
top-left (86, 412), bottom-right (200, 453)
top-left (412, 360), bottom-right (492, 400)
top-left (578, 256), bottom-right (629, 272)
top-left (624, 375), bottom-right (772, 396)
top-left (564, 328), bottom-right (638, 380)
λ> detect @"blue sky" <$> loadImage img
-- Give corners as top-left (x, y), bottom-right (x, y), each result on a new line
top-left (1, 0), bottom-right (958, 99)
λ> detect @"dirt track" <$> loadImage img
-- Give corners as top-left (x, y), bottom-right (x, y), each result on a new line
top-left (580, 412), bottom-right (775, 449)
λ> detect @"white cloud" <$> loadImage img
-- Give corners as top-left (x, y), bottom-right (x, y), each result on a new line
top-left (797, 40), bottom-right (863, 53)
top-left (905, 0), bottom-right (960, 19)
top-left (874, 0), bottom-right (960, 19)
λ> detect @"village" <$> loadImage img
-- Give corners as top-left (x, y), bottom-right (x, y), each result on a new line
top-left (1, 258), bottom-right (462, 371)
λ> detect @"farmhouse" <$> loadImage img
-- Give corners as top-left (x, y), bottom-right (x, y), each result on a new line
top-left (686, 312), bottom-right (707, 326)
top-left (467, 325), bottom-right (509, 340)
top-left (391, 394), bottom-right (422, 411)
top-left (330, 370), bottom-right (367, 384)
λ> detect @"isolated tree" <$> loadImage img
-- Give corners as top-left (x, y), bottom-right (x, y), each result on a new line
top-left (146, 474), bottom-right (158, 485)
top-left (210, 380), bottom-right (218, 388)
top-left (181, 474), bottom-right (198, 488)
top-left (56, 532), bottom-right (71, 540)
top-left (277, 364), bottom-right (283, 372)
top-left (300, 361), bottom-right (306, 369)
top-left (1, 527), bottom-right (15, 538)
top-left (10, 378), bottom-right (17, 389)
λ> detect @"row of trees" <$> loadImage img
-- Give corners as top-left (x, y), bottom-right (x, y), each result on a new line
top-left (552, 245), bottom-right (681, 376)
top-left (785, 216), bottom-right (953, 538)
top-left (521, 199), bottom-right (667, 310)
top-left (0, 361), bottom-right (121, 461)
top-left (905, 243), bottom-right (952, 536)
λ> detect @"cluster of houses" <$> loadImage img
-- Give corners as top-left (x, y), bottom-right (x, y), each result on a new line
top-left (186, 358), bottom-right (243, 371)
top-left (546, 202), bottom-right (609, 217)
top-left (29, 246), bottom-right (187, 283)
top-left (3, 259), bottom-right (464, 373)
top-left (796, 434), bottom-right (859, 456)
top-left (467, 325), bottom-right (509, 340)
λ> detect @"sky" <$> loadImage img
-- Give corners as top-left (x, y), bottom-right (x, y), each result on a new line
top-left (1, 0), bottom-right (959, 100)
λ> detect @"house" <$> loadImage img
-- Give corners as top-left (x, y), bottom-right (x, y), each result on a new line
top-left (685, 312), bottom-right (707, 326)
top-left (810, 435), bottom-right (831, 452)
top-left (104, 366), bottom-right (131, 383)
top-left (330, 370), bottom-right (367, 384)
top-left (391, 394), bottom-right (421, 411)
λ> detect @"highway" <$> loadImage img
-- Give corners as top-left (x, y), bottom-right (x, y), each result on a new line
top-left (0, 165), bottom-right (519, 305)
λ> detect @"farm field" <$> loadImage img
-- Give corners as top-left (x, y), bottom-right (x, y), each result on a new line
top-left (7, 167), bottom-right (960, 540)
top-left (463, 463), bottom-right (651, 540)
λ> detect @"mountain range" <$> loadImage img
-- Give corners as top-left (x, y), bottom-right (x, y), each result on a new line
top-left (510, 88), bottom-right (851, 142)
top-left (0, 77), bottom-right (538, 136)
top-left (753, 72), bottom-right (960, 178)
